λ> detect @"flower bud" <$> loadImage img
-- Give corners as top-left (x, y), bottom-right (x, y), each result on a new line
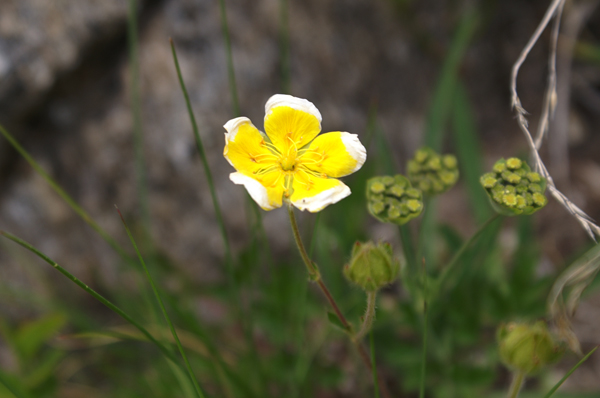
top-left (481, 158), bottom-right (548, 216)
top-left (407, 147), bottom-right (459, 195)
top-left (344, 241), bottom-right (400, 292)
top-left (366, 175), bottom-right (424, 225)
top-left (497, 321), bottom-right (564, 375)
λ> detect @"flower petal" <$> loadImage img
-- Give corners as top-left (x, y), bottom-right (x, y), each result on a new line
top-left (299, 132), bottom-right (366, 178)
top-left (290, 170), bottom-right (351, 212)
top-left (264, 95), bottom-right (322, 152)
top-left (223, 117), bottom-right (278, 174)
top-left (230, 172), bottom-right (285, 211)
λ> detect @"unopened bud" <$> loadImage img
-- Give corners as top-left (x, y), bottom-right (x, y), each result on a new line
top-left (497, 321), bottom-right (564, 375)
top-left (367, 175), bottom-right (424, 225)
top-left (481, 158), bottom-right (548, 216)
top-left (344, 241), bottom-right (400, 292)
top-left (407, 147), bottom-right (459, 195)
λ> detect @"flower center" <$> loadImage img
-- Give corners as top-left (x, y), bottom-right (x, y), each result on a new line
top-left (280, 153), bottom-right (296, 171)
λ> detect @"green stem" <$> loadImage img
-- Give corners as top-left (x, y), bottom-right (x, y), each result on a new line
top-left (355, 291), bottom-right (377, 341)
top-left (507, 372), bottom-right (525, 398)
top-left (370, 331), bottom-right (381, 398)
top-left (436, 214), bottom-right (501, 289)
top-left (127, 0), bottom-right (152, 248)
top-left (399, 224), bottom-right (416, 275)
top-left (419, 293), bottom-right (429, 398)
top-left (217, 0), bottom-right (240, 116)
top-left (279, 0), bottom-right (291, 93)
top-left (117, 209), bottom-right (206, 398)
top-left (287, 206), bottom-right (392, 398)
top-left (170, 39), bottom-right (233, 269)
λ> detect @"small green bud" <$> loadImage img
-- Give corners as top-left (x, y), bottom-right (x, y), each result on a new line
top-left (506, 157), bottom-right (523, 170)
top-left (497, 321), bottom-right (564, 375)
top-left (344, 241), bottom-right (400, 292)
top-left (480, 158), bottom-right (548, 216)
top-left (370, 181), bottom-right (386, 194)
top-left (407, 147), bottom-right (459, 195)
top-left (366, 175), bottom-right (424, 225)
top-left (381, 176), bottom-right (395, 186)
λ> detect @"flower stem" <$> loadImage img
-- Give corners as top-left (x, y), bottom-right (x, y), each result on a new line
top-left (507, 372), bottom-right (525, 398)
top-left (355, 291), bottom-right (377, 341)
top-left (287, 206), bottom-right (391, 398)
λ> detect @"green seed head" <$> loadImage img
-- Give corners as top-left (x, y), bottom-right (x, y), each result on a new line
top-left (344, 241), bottom-right (400, 292)
top-left (366, 175), bottom-right (424, 225)
top-left (407, 147), bottom-right (459, 195)
top-left (481, 157), bottom-right (548, 216)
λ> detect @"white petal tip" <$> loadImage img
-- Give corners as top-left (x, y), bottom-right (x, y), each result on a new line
top-left (265, 94), bottom-right (322, 123)
top-left (292, 182), bottom-right (351, 213)
top-left (340, 133), bottom-right (367, 173)
top-left (224, 117), bottom-right (252, 140)
top-left (230, 172), bottom-right (278, 211)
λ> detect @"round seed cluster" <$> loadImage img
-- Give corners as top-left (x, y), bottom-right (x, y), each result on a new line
top-left (367, 175), bottom-right (423, 225)
top-left (407, 147), bottom-right (459, 195)
top-left (480, 158), bottom-right (547, 216)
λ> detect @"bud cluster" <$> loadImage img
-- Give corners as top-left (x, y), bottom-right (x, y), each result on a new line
top-left (407, 147), bottom-right (459, 195)
top-left (367, 175), bottom-right (424, 225)
top-left (497, 321), bottom-right (564, 375)
top-left (480, 158), bottom-right (547, 216)
top-left (344, 241), bottom-right (400, 292)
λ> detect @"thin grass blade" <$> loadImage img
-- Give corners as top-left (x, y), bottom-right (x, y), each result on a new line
top-left (0, 230), bottom-right (181, 367)
top-left (543, 346), bottom-right (598, 398)
top-left (116, 208), bottom-right (206, 398)
top-left (0, 125), bottom-right (131, 263)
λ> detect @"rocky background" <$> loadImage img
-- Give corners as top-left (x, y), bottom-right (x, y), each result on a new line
top-left (1, 0), bottom-right (600, 394)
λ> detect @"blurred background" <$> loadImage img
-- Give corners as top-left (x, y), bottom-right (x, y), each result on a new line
top-left (1, 0), bottom-right (600, 397)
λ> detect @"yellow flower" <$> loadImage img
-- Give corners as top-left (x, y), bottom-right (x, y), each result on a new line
top-left (223, 94), bottom-right (367, 212)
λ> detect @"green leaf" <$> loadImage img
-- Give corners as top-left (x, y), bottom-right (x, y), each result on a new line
top-left (14, 313), bottom-right (66, 361)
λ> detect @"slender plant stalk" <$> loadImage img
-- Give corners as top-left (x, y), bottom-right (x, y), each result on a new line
top-left (436, 214), bottom-right (501, 289)
top-left (279, 0), bottom-right (291, 93)
top-left (127, 0), bottom-right (152, 248)
top-left (419, 276), bottom-right (429, 398)
top-left (116, 208), bottom-right (206, 398)
top-left (355, 291), bottom-right (377, 341)
top-left (0, 231), bottom-right (186, 371)
top-left (507, 372), bottom-right (525, 398)
top-left (370, 331), bottom-right (381, 398)
top-left (399, 224), bottom-right (416, 275)
top-left (543, 346), bottom-right (598, 398)
top-left (287, 206), bottom-right (392, 398)
top-left (217, 0), bottom-right (240, 116)
top-left (170, 39), bottom-right (233, 268)
top-left (0, 125), bottom-right (132, 263)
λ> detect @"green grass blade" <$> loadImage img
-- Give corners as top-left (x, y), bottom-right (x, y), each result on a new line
top-left (0, 124), bottom-right (132, 263)
top-left (370, 331), bottom-right (381, 398)
top-left (424, 10), bottom-right (478, 151)
top-left (116, 208), bottom-right (206, 398)
top-left (451, 82), bottom-right (491, 223)
top-left (170, 39), bottom-right (233, 268)
top-left (218, 0), bottom-right (240, 116)
top-left (0, 372), bottom-right (29, 398)
top-left (419, 266), bottom-right (429, 398)
top-left (279, 0), bottom-right (291, 93)
top-left (543, 346), bottom-right (598, 398)
top-left (436, 214), bottom-right (501, 291)
top-left (0, 230), bottom-right (180, 366)
top-left (127, 0), bottom-right (152, 248)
